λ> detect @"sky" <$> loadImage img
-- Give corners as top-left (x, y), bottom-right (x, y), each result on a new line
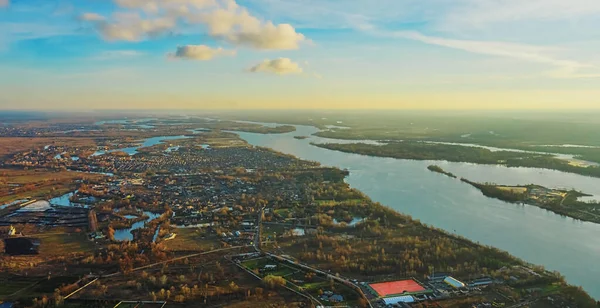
top-left (0, 0), bottom-right (599, 110)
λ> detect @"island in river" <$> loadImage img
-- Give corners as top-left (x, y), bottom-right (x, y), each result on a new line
top-left (427, 164), bottom-right (457, 178)
top-left (312, 141), bottom-right (600, 178)
top-left (426, 165), bottom-right (600, 224)
top-left (461, 179), bottom-right (600, 224)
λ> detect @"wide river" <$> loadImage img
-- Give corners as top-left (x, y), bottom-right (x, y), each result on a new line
top-left (234, 123), bottom-right (600, 299)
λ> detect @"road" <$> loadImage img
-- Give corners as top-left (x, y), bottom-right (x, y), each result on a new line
top-left (103, 245), bottom-right (248, 278)
top-left (254, 207), bottom-right (373, 308)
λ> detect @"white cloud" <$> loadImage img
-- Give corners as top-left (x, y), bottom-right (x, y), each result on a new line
top-left (194, 3), bottom-right (306, 50)
top-left (367, 28), bottom-right (597, 79)
top-left (79, 13), bottom-right (106, 22)
top-left (92, 12), bottom-right (177, 42)
top-left (444, 0), bottom-right (600, 29)
top-left (393, 31), bottom-right (583, 69)
top-left (115, 0), bottom-right (216, 12)
top-left (168, 45), bottom-right (235, 60)
top-left (249, 58), bottom-right (303, 75)
top-left (0, 0), bottom-right (9, 8)
top-left (93, 50), bottom-right (145, 60)
top-left (82, 0), bottom-right (307, 50)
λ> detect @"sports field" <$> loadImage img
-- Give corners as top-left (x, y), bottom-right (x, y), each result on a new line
top-left (368, 279), bottom-right (425, 297)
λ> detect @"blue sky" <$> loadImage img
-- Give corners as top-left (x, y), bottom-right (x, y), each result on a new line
top-left (1, 0), bottom-right (599, 109)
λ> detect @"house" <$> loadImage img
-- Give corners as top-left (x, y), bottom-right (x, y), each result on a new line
top-left (329, 295), bottom-right (344, 302)
top-left (7, 225), bottom-right (16, 236)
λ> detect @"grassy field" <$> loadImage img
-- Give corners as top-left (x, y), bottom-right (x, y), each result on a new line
top-left (34, 232), bottom-right (96, 256)
top-left (0, 274), bottom-right (41, 299)
top-left (314, 199), bottom-right (363, 206)
top-left (161, 228), bottom-right (220, 252)
top-left (0, 137), bottom-right (97, 158)
top-left (497, 186), bottom-right (528, 194)
top-left (0, 169), bottom-right (105, 205)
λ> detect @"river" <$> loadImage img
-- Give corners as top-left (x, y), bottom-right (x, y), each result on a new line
top-left (233, 123), bottom-right (600, 299)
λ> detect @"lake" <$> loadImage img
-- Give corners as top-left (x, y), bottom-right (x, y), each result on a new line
top-left (114, 211), bottom-right (161, 241)
top-left (234, 123), bottom-right (600, 299)
top-left (93, 135), bottom-right (189, 156)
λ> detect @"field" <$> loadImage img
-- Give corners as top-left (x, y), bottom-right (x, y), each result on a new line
top-left (0, 230), bottom-right (96, 280)
top-left (0, 168), bottom-right (105, 205)
top-left (0, 137), bottom-right (97, 158)
top-left (0, 273), bottom-right (80, 301)
top-left (161, 228), bottom-right (222, 253)
top-left (35, 231), bottom-right (96, 256)
top-left (496, 186), bottom-right (528, 194)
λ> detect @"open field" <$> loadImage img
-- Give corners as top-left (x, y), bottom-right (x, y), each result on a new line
top-left (0, 168), bottom-right (105, 205)
top-left (34, 231), bottom-right (96, 256)
top-left (497, 186), bottom-right (528, 194)
top-left (0, 137), bottom-right (97, 158)
top-left (161, 228), bottom-right (221, 253)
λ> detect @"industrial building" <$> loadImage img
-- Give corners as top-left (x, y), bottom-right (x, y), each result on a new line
top-left (444, 276), bottom-right (466, 289)
top-left (3, 237), bottom-right (40, 255)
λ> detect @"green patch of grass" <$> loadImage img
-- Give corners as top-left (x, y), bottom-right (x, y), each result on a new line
top-left (269, 266), bottom-right (297, 277)
top-left (274, 208), bottom-right (290, 218)
top-left (542, 283), bottom-right (562, 294)
top-left (0, 274), bottom-right (40, 298)
top-left (301, 281), bottom-right (328, 291)
top-left (162, 228), bottom-right (219, 252)
top-left (36, 232), bottom-right (95, 255)
top-left (314, 199), bottom-right (363, 206)
top-left (241, 258), bottom-right (265, 270)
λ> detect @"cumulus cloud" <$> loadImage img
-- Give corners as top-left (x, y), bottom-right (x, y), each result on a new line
top-left (81, 12), bottom-right (173, 42)
top-left (195, 3), bottom-right (306, 50)
top-left (249, 58), bottom-right (303, 75)
top-left (168, 45), bottom-right (235, 60)
top-left (0, 0), bottom-right (9, 7)
top-left (81, 0), bottom-right (307, 49)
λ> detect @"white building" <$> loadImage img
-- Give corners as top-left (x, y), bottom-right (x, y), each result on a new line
top-left (444, 276), bottom-right (466, 289)
top-left (382, 295), bottom-right (415, 305)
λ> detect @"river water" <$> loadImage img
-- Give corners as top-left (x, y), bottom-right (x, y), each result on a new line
top-left (233, 123), bottom-right (600, 299)
top-left (114, 211), bottom-right (161, 241)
